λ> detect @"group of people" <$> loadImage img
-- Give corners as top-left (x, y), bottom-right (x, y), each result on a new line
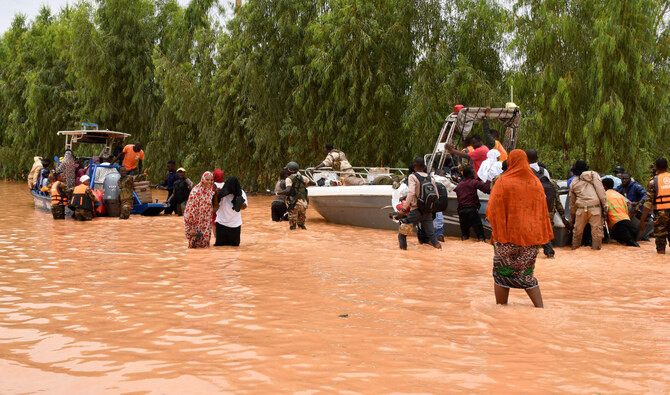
top-left (31, 130), bottom-right (670, 309)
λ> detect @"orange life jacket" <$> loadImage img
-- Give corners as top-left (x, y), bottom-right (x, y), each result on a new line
top-left (605, 189), bottom-right (629, 228)
top-left (70, 184), bottom-right (94, 211)
top-left (494, 140), bottom-right (508, 162)
top-left (653, 172), bottom-right (670, 210)
top-left (462, 146), bottom-right (474, 154)
top-left (51, 181), bottom-right (67, 206)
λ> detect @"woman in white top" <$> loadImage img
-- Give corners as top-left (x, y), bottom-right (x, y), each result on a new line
top-left (214, 176), bottom-right (247, 246)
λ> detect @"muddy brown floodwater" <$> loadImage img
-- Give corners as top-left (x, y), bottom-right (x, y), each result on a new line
top-left (0, 181), bottom-right (669, 393)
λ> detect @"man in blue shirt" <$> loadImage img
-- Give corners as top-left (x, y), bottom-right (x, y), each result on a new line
top-left (616, 172), bottom-right (646, 210)
top-left (156, 160), bottom-right (178, 214)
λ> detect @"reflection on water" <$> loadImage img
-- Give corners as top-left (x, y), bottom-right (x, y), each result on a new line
top-left (0, 182), bottom-right (669, 393)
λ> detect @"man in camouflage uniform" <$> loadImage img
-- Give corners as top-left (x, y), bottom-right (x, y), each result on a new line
top-left (313, 143), bottom-right (365, 186)
top-left (117, 166), bottom-right (148, 220)
top-left (639, 158), bottom-right (670, 254)
top-left (276, 162), bottom-right (315, 230)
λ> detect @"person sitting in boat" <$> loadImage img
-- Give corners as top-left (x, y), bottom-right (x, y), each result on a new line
top-left (117, 165), bottom-right (149, 220)
top-left (446, 135), bottom-right (489, 177)
top-left (112, 142), bottom-right (144, 175)
top-left (313, 143), bottom-right (365, 186)
top-left (50, 172), bottom-right (69, 220)
top-left (70, 175), bottom-right (100, 221)
top-left (34, 158), bottom-right (51, 193)
top-left (28, 156), bottom-right (44, 190)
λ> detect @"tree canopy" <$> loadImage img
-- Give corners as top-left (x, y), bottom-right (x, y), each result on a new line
top-left (1, 0), bottom-right (668, 185)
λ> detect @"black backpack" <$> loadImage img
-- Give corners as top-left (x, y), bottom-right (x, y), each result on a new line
top-left (415, 173), bottom-right (449, 213)
top-left (533, 168), bottom-right (555, 211)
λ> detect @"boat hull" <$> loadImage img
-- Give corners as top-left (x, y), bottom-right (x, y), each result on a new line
top-left (308, 185), bottom-right (492, 237)
top-left (31, 190), bottom-right (73, 217)
top-left (308, 185), bottom-right (577, 246)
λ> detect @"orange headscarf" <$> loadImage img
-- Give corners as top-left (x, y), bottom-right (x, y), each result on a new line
top-left (486, 149), bottom-right (554, 246)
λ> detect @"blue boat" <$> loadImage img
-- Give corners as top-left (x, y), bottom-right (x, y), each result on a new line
top-left (31, 124), bottom-right (166, 217)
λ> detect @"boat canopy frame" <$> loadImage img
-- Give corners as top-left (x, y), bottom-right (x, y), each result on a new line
top-left (57, 123), bottom-right (130, 158)
top-left (427, 107), bottom-right (522, 172)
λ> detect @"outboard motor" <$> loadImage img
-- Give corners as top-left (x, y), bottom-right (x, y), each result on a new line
top-left (103, 172), bottom-right (122, 217)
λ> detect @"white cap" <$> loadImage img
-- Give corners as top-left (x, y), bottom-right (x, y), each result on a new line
top-left (80, 175), bottom-right (90, 183)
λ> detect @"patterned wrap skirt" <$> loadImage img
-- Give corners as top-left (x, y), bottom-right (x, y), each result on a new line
top-left (492, 240), bottom-right (539, 289)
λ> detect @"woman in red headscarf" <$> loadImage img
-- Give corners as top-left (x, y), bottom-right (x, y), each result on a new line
top-left (486, 149), bottom-right (554, 308)
top-left (184, 171), bottom-right (216, 248)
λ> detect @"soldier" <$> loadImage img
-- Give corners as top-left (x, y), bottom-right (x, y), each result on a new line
top-left (276, 162), bottom-right (315, 230)
top-left (70, 175), bottom-right (100, 221)
top-left (50, 172), bottom-right (69, 220)
top-left (117, 166), bottom-right (149, 220)
top-left (639, 158), bottom-right (670, 254)
top-left (313, 143), bottom-right (365, 186)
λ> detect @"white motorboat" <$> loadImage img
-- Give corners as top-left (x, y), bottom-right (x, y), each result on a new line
top-left (305, 106), bottom-right (519, 237)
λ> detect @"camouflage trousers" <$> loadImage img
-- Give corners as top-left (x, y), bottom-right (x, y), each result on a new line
top-left (51, 205), bottom-right (65, 220)
top-left (288, 199), bottom-right (308, 227)
top-left (119, 199), bottom-right (133, 220)
top-left (74, 209), bottom-right (94, 221)
top-left (653, 209), bottom-right (670, 251)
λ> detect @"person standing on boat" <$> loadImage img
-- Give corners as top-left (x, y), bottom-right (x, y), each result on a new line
top-left (117, 166), bottom-right (149, 220)
top-left (57, 150), bottom-right (77, 189)
top-left (70, 175), bottom-right (100, 221)
top-left (638, 158), bottom-right (670, 254)
top-left (569, 160), bottom-right (608, 250)
top-left (156, 160), bottom-right (178, 215)
top-left (313, 143), bottom-right (365, 186)
top-left (50, 172), bottom-right (69, 220)
top-left (396, 157), bottom-right (442, 250)
top-left (276, 162), bottom-right (315, 230)
top-left (446, 135), bottom-right (489, 176)
top-left (271, 168), bottom-right (289, 222)
top-left (112, 142), bottom-right (144, 175)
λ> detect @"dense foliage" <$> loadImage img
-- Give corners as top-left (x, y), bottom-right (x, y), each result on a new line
top-left (0, 0), bottom-right (668, 187)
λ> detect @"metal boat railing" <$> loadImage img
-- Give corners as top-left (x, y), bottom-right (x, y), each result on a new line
top-left (304, 166), bottom-right (408, 185)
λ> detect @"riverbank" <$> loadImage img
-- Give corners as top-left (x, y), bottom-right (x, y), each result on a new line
top-left (1, 182), bottom-right (668, 393)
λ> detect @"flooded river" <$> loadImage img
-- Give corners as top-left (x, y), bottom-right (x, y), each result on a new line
top-left (0, 181), bottom-right (668, 393)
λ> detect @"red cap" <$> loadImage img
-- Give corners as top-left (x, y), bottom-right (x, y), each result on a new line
top-left (454, 104), bottom-right (464, 113)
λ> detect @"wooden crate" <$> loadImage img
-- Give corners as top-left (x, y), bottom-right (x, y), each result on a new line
top-left (134, 181), bottom-right (153, 204)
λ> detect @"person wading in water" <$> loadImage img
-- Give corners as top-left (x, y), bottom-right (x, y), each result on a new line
top-left (486, 150), bottom-right (554, 308)
top-left (276, 162), bottom-right (315, 230)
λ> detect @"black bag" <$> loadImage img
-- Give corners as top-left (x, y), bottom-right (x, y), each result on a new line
top-left (415, 173), bottom-right (448, 213)
top-left (533, 168), bottom-right (555, 211)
